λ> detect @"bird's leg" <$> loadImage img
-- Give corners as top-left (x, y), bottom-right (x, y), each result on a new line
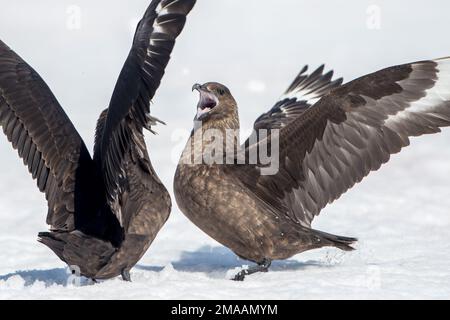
top-left (121, 268), bottom-right (132, 282)
top-left (232, 259), bottom-right (272, 281)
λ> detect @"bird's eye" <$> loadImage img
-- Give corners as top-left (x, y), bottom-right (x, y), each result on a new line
top-left (217, 88), bottom-right (226, 96)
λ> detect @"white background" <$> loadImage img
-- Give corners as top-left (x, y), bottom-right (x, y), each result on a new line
top-left (0, 0), bottom-right (449, 299)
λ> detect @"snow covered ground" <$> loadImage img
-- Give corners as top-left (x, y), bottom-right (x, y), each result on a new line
top-left (1, 0), bottom-right (450, 299)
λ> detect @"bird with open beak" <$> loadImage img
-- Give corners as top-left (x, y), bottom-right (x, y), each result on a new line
top-left (175, 59), bottom-right (450, 281)
top-left (192, 83), bottom-right (238, 125)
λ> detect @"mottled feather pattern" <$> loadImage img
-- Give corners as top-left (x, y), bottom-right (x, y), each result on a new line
top-left (246, 58), bottom-right (450, 227)
top-left (176, 58), bottom-right (450, 267)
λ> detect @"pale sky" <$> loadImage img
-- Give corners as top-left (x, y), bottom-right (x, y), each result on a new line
top-left (1, 0), bottom-right (450, 198)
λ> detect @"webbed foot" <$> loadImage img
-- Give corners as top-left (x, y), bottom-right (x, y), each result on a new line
top-left (232, 259), bottom-right (272, 281)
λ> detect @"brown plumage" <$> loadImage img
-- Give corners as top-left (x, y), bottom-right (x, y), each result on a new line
top-left (0, 0), bottom-right (196, 281)
top-left (174, 59), bottom-right (450, 280)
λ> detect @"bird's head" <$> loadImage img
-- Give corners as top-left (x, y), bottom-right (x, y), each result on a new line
top-left (192, 82), bottom-right (238, 126)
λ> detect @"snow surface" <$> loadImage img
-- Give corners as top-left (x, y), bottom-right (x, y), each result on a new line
top-left (1, 0), bottom-right (450, 299)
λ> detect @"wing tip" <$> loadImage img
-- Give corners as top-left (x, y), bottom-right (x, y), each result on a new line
top-left (434, 56), bottom-right (450, 62)
top-left (283, 63), bottom-right (343, 101)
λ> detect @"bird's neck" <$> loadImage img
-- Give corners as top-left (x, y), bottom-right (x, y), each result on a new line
top-left (180, 110), bottom-right (242, 165)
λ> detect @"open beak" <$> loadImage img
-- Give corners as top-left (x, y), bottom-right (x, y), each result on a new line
top-left (192, 83), bottom-right (202, 92)
top-left (192, 84), bottom-right (218, 120)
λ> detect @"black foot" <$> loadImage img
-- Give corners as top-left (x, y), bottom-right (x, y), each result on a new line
top-left (232, 259), bottom-right (272, 281)
top-left (121, 269), bottom-right (132, 282)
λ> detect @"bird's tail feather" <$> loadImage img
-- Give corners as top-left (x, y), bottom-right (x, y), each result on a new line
top-left (313, 230), bottom-right (357, 251)
top-left (38, 232), bottom-right (67, 262)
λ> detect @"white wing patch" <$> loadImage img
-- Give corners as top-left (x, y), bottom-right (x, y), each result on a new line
top-left (278, 65), bottom-right (343, 107)
top-left (153, 0), bottom-right (178, 33)
top-left (385, 58), bottom-right (450, 126)
top-left (280, 90), bottom-right (322, 106)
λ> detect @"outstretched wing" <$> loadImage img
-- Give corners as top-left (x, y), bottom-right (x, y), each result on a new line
top-left (95, 0), bottom-right (195, 225)
top-left (252, 65), bottom-right (343, 132)
top-left (0, 40), bottom-right (94, 231)
top-left (237, 58), bottom-right (450, 227)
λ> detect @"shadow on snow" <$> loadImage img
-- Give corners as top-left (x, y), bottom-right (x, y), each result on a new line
top-left (0, 268), bottom-right (69, 287)
top-left (137, 245), bottom-right (333, 279)
top-left (0, 246), bottom-right (339, 285)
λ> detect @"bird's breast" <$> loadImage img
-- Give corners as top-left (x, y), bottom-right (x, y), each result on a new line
top-left (174, 164), bottom-right (221, 212)
top-left (174, 163), bottom-right (286, 262)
